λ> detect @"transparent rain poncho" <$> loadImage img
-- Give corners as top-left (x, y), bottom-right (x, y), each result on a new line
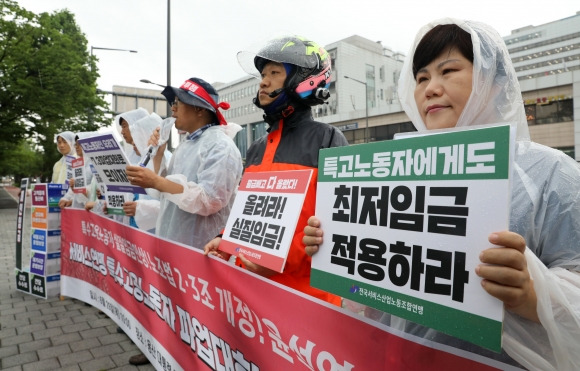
top-left (52, 130), bottom-right (76, 184)
top-left (374, 18), bottom-right (580, 370)
top-left (113, 109), bottom-right (172, 232)
top-left (127, 111), bottom-right (173, 170)
top-left (130, 113), bottom-right (173, 231)
top-left (149, 123), bottom-right (243, 249)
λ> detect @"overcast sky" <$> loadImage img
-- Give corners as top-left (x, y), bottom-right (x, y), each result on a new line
top-left (15, 0), bottom-right (580, 94)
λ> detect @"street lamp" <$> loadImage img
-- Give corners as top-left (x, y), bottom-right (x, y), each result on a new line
top-left (89, 46), bottom-right (138, 125)
top-left (90, 46), bottom-right (138, 74)
top-left (166, 0), bottom-right (171, 89)
top-left (344, 75), bottom-right (369, 143)
top-left (90, 46), bottom-right (138, 56)
top-left (140, 79), bottom-right (166, 88)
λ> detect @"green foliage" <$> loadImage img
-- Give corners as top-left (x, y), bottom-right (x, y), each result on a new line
top-left (0, 0), bottom-right (109, 180)
top-left (1, 139), bottom-right (44, 181)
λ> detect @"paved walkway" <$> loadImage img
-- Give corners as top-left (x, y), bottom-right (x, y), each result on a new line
top-left (0, 186), bottom-right (155, 371)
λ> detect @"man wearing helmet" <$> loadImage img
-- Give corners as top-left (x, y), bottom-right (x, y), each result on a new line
top-left (205, 36), bottom-right (348, 306)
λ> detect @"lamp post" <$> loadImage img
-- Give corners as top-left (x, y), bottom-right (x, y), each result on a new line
top-left (344, 75), bottom-right (369, 143)
top-left (140, 79), bottom-right (166, 88)
top-left (166, 0), bottom-right (171, 89)
top-left (90, 46), bottom-right (138, 56)
top-left (90, 46), bottom-right (138, 75)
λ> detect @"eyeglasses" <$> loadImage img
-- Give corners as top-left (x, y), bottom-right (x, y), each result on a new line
top-left (170, 98), bottom-right (180, 107)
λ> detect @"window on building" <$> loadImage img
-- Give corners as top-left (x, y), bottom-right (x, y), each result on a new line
top-left (526, 98), bottom-right (573, 125)
top-left (365, 64), bottom-right (376, 109)
top-left (342, 129), bottom-right (354, 143)
top-left (340, 127), bottom-right (366, 144)
top-left (558, 99), bottom-right (574, 121)
top-left (556, 146), bottom-right (575, 159)
top-left (339, 122), bottom-right (416, 144)
top-left (234, 125), bottom-right (248, 159)
top-left (371, 122), bottom-right (416, 141)
top-left (251, 121), bottom-right (268, 141)
top-left (525, 104), bottom-right (536, 125)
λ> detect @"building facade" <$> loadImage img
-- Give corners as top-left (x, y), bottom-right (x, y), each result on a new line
top-left (108, 13), bottom-right (580, 161)
top-left (507, 11), bottom-right (580, 159)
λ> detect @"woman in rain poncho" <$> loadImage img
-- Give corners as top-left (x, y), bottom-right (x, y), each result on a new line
top-left (304, 18), bottom-right (580, 370)
top-left (391, 18), bottom-right (580, 371)
top-left (108, 108), bottom-right (172, 231)
top-left (51, 131), bottom-right (76, 184)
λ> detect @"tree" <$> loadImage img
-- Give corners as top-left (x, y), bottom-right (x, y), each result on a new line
top-left (0, 0), bottom-right (109, 180)
top-left (1, 140), bottom-right (43, 182)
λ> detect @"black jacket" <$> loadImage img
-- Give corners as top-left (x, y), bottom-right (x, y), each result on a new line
top-left (246, 107), bottom-right (349, 168)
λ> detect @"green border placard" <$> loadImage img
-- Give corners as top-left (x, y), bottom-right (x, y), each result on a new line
top-left (313, 125), bottom-right (512, 353)
top-left (312, 268), bottom-right (502, 352)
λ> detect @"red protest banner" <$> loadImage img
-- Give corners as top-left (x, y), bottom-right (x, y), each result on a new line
top-left (60, 209), bottom-right (517, 371)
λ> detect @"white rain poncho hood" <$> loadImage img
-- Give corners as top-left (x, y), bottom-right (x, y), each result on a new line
top-left (55, 131), bottom-right (76, 155)
top-left (114, 107), bottom-right (149, 132)
top-left (114, 108), bottom-right (150, 159)
top-left (129, 112), bottom-right (163, 156)
top-left (52, 130), bottom-right (77, 183)
top-left (380, 18), bottom-right (580, 371)
top-left (399, 18), bottom-right (530, 141)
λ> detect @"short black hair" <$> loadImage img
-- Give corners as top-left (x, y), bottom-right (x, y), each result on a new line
top-left (413, 24), bottom-right (474, 79)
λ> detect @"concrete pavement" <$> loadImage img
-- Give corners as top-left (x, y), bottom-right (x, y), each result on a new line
top-left (0, 186), bottom-right (155, 371)
top-left (0, 186), bottom-right (18, 209)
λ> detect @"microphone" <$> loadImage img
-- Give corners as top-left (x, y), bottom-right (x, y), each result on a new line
top-left (268, 88), bottom-right (284, 98)
top-left (139, 145), bottom-right (154, 167)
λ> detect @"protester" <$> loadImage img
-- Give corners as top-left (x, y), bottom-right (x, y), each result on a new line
top-left (85, 108), bottom-right (149, 218)
top-left (127, 77), bottom-right (243, 249)
top-left (125, 78), bottom-right (242, 366)
top-left (117, 109), bottom-right (171, 232)
top-left (58, 132), bottom-right (98, 209)
top-left (85, 109), bottom-right (170, 231)
top-left (90, 109), bottom-right (173, 365)
top-left (203, 35), bottom-right (349, 306)
top-left (51, 131), bottom-right (76, 184)
top-left (303, 19), bottom-right (580, 370)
